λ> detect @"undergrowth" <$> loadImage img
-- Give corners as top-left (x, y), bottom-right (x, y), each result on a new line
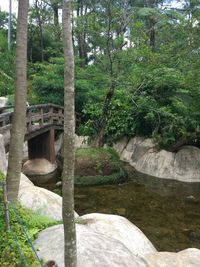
top-left (0, 172), bottom-right (59, 267)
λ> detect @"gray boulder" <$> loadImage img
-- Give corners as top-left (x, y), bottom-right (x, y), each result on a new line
top-left (114, 137), bottom-right (200, 182)
top-left (145, 248), bottom-right (200, 267)
top-left (22, 158), bottom-right (57, 183)
top-left (18, 173), bottom-right (78, 221)
top-left (35, 223), bottom-right (148, 267)
top-left (79, 213), bottom-right (156, 257)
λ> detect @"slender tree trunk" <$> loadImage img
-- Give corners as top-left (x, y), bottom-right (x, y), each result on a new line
top-left (62, 0), bottom-right (77, 266)
top-left (149, 15), bottom-right (156, 51)
top-left (77, 0), bottom-right (87, 67)
top-left (92, 2), bottom-right (115, 147)
top-left (52, 4), bottom-right (61, 41)
top-left (6, 0), bottom-right (29, 203)
top-left (8, 0), bottom-right (12, 50)
top-left (35, 0), bottom-right (44, 61)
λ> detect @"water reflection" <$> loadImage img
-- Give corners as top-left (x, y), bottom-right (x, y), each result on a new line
top-left (74, 169), bottom-right (200, 252)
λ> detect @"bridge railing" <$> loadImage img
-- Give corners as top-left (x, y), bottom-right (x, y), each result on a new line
top-left (0, 104), bottom-right (64, 135)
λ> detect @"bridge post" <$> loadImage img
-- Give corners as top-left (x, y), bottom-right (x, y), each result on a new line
top-left (28, 129), bottom-right (55, 164)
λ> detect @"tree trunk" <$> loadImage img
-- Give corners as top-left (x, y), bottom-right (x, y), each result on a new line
top-left (77, 0), bottom-right (87, 67)
top-left (149, 15), bottom-right (156, 51)
top-left (62, 0), bottom-right (77, 266)
top-left (52, 4), bottom-right (61, 41)
top-left (6, 0), bottom-right (29, 203)
top-left (35, 0), bottom-right (44, 61)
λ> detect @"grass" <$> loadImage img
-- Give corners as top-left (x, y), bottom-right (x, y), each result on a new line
top-left (75, 147), bottom-right (120, 162)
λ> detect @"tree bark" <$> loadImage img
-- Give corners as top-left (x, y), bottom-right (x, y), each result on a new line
top-left (35, 0), bottom-right (44, 61)
top-left (6, 0), bottom-right (29, 203)
top-left (62, 0), bottom-right (77, 266)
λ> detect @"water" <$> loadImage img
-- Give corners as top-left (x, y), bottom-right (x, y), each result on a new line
top-left (74, 168), bottom-right (200, 252)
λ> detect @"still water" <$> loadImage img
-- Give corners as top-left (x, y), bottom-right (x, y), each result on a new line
top-left (74, 169), bottom-right (200, 252)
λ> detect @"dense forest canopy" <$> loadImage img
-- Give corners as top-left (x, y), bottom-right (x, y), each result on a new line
top-left (0, 0), bottom-right (200, 149)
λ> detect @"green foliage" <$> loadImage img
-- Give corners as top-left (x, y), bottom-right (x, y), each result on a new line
top-left (75, 169), bottom-right (126, 186)
top-left (0, 174), bottom-right (59, 266)
top-left (75, 147), bottom-right (126, 186)
top-left (0, 33), bottom-right (15, 96)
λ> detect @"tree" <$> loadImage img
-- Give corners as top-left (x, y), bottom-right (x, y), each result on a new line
top-left (62, 0), bottom-right (77, 266)
top-left (6, 0), bottom-right (29, 203)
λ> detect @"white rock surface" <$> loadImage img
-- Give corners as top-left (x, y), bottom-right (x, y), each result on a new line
top-left (0, 134), bottom-right (7, 173)
top-left (35, 223), bottom-right (148, 267)
top-left (18, 173), bottom-right (78, 221)
top-left (75, 135), bottom-right (89, 148)
top-left (22, 158), bottom-right (57, 176)
top-left (145, 248), bottom-right (200, 267)
top-left (80, 213), bottom-right (156, 257)
top-left (114, 137), bottom-right (200, 182)
top-left (0, 97), bottom-right (8, 108)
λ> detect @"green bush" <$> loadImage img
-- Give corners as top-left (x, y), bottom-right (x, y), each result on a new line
top-left (0, 173), bottom-right (59, 267)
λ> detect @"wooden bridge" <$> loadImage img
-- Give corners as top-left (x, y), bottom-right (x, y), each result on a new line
top-left (0, 104), bottom-right (64, 163)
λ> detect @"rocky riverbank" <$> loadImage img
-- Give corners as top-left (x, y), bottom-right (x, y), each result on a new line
top-left (114, 137), bottom-right (200, 183)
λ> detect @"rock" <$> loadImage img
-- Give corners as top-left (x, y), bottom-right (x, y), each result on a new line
top-left (115, 208), bottom-right (126, 216)
top-left (115, 137), bottom-right (200, 182)
top-left (22, 159), bottom-right (57, 183)
top-left (78, 213), bottom-right (156, 257)
top-left (23, 159), bottom-right (57, 176)
top-left (185, 195), bottom-right (199, 204)
top-left (55, 181), bottom-right (62, 187)
top-left (54, 133), bottom-right (63, 156)
top-left (75, 135), bottom-right (89, 148)
top-left (18, 173), bottom-right (78, 221)
top-left (60, 135), bottom-right (89, 159)
top-left (174, 146), bottom-right (200, 182)
top-left (145, 248), bottom-right (200, 267)
top-left (0, 134), bottom-right (7, 173)
top-left (22, 141), bottom-right (28, 161)
top-left (0, 97), bottom-right (8, 108)
top-left (113, 137), bottom-right (128, 155)
top-left (35, 223), bottom-right (148, 267)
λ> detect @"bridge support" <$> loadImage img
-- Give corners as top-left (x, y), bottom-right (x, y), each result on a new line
top-left (28, 129), bottom-right (55, 163)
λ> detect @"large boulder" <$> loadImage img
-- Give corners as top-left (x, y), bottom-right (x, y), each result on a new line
top-left (18, 173), bottom-right (78, 221)
top-left (35, 218), bottom-right (150, 267)
top-left (144, 248), bottom-right (200, 267)
top-left (22, 158), bottom-right (57, 184)
top-left (79, 213), bottom-right (156, 257)
top-left (0, 134), bottom-right (7, 173)
top-left (114, 137), bottom-right (200, 182)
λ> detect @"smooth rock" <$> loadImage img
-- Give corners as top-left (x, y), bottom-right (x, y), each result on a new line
top-left (35, 223), bottom-right (148, 267)
top-left (18, 173), bottom-right (78, 221)
top-left (22, 141), bottom-right (28, 161)
top-left (75, 135), bottom-right (89, 148)
top-left (23, 159), bottom-right (57, 176)
top-left (79, 213), bottom-right (156, 257)
top-left (114, 137), bottom-right (200, 182)
top-left (145, 248), bottom-right (200, 267)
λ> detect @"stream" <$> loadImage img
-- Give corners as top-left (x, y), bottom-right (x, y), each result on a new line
top-left (42, 166), bottom-right (200, 252)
